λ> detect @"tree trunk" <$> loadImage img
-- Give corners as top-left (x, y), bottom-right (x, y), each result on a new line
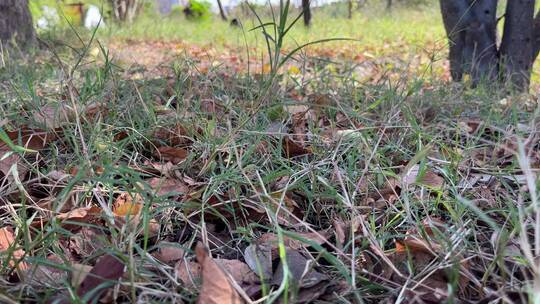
top-left (438, 0), bottom-right (540, 92)
top-left (357, 0), bottom-right (367, 10)
top-left (386, 0), bottom-right (392, 10)
top-left (302, 0), bottom-right (311, 27)
top-left (216, 0), bottom-right (228, 21)
top-left (110, 0), bottom-right (142, 22)
top-left (499, 0), bottom-right (535, 90)
top-left (533, 11), bottom-right (540, 61)
top-left (0, 0), bottom-right (35, 48)
top-left (348, 0), bottom-right (353, 19)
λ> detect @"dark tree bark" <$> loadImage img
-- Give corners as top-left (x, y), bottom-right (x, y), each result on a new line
top-left (439, 0), bottom-right (498, 83)
top-left (216, 0), bottom-right (228, 21)
top-left (348, 0), bottom-right (353, 19)
top-left (109, 0), bottom-right (142, 22)
top-left (533, 11), bottom-right (540, 61)
top-left (386, 0), bottom-right (392, 10)
top-left (439, 0), bottom-right (540, 92)
top-left (0, 0), bottom-right (35, 48)
top-left (499, 0), bottom-right (535, 90)
top-left (302, 0), bottom-right (311, 27)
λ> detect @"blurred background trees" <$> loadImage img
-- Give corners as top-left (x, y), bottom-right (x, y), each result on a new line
top-left (0, 0), bottom-right (35, 48)
top-left (439, 0), bottom-right (540, 91)
top-left (109, 0), bottom-right (143, 22)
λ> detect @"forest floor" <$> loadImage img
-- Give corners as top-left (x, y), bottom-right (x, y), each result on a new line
top-left (1, 3), bottom-right (540, 304)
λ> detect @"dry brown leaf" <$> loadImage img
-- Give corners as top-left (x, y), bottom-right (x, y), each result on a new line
top-left (215, 259), bottom-right (259, 285)
top-left (0, 128), bottom-right (54, 182)
top-left (153, 242), bottom-right (185, 265)
top-left (32, 103), bottom-right (74, 129)
top-left (258, 230), bottom-right (330, 251)
top-left (32, 206), bottom-right (102, 231)
top-left (71, 263), bottom-right (94, 287)
top-left (195, 242), bottom-right (244, 304)
top-left (244, 243), bottom-right (273, 280)
top-left (402, 165), bottom-right (444, 189)
top-left (113, 193), bottom-right (143, 217)
top-left (458, 120), bottom-right (483, 134)
top-left (77, 254), bottom-right (125, 300)
top-left (333, 219), bottom-right (346, 248)
top-left (176, 259), bottom-right (202, 288)
top-left (113, 192), bottom-right (143, 231)
top-left (22, 255), bottom-right (67, 288)
top-left (272, 249), bottom-right (328, 289)
top-left (283, 137), bottom-right (311, 158)
top-left (391, 218), bottom-right (468, 303)
top-left (68, 227), bottom-right (109, 258)
top-left (153, 124), bottom-right (192, 146)
top-left (148, 177), bottom-right (190, 197)
top-left (0, 227), bottom-right (28, 271)
top-left (155, 146), bottom-right (189, 164)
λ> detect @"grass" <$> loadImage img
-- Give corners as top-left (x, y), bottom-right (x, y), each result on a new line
top-left (1, 1), bottom-right (539, 303)
top-left (100, 3), bottom-right (444, 49)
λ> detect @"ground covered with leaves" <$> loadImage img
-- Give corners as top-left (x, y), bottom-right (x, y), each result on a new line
top-left (0, 44), bottom-right (540, 303)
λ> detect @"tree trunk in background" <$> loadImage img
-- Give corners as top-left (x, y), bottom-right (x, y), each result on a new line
top-left (348, 0), bottom-right (353, 19)
top-left (302, 0), bottom-right (311, 27)
top-left (110, 0), bottom-right (142, 22)
top-left (216, 0), bottom-right (228, 21)
top-left (534, 12), bottom-right (540, 61)
top-left (0, 0), bottom-right (35, 48)
top-left (499, 0), bottom-right (534, 90)
top-left (439, 0), bottom-right (540, 92)
top-left (386, 0), bottom-right (392, 10)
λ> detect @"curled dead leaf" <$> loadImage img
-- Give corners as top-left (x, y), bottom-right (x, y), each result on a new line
top-left (195, 242), bottom-right (244, 304)
top-left (283, 137), bottom-right (311, 158)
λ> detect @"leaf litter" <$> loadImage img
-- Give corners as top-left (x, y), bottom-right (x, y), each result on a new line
top-left (1, 42), bottom-right (539, 303)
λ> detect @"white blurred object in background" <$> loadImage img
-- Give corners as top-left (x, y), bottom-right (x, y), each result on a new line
top-left (37, 6), bottom-right (59, 29)
top-left (84, 5), bottom-right (106, 29)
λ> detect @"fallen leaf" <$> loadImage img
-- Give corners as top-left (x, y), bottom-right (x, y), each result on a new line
top-left (244, 243), bottom-right (273, 281)
top-left (22, 255), bottom-right (67, 288)
top-left (32, 206), bottom-right (102, 231)
top-left (0, 128), bottom-right (54, 182)
top-left (215, 259), bottom-right (259, 285)
top-left (113, 192), bottom-right (143, 231)
top-left (176, 259), bottom-right (202, 289)
top-left (148, 177), bottom-right (190, 197)
top-left (113, 193), bottom-right (143, 217)
top-left (391, 218), bottom-right (468, 303)
top-left (153, 124), bottom-right (192, 146)
top-left (258, 230), bottom-right (330, 251)
top-left (283, 137), bottom-right (311, 158)
top-left (333, 219), bottom-right (346, 248)
top-left (0, 227), bottom-right (28, 271)
top-left (272, 249), bottom-right (328, 288)
top-left (31, 103), bottom-right (73, 129)
top-left (77, 254), bottom-right (125, 300)
top-left (68, 227), bottom-right (109, 258)
top-left (153, 242), bottom-right (185, 265)
top-left (195, 242), bottom-right (244, 304)
top-left (154, 146), bottom-right (189, 164)
top-left (402, 165), bottom-right (444, 189)
top-left (71, 263), bottom-right (94, 287)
